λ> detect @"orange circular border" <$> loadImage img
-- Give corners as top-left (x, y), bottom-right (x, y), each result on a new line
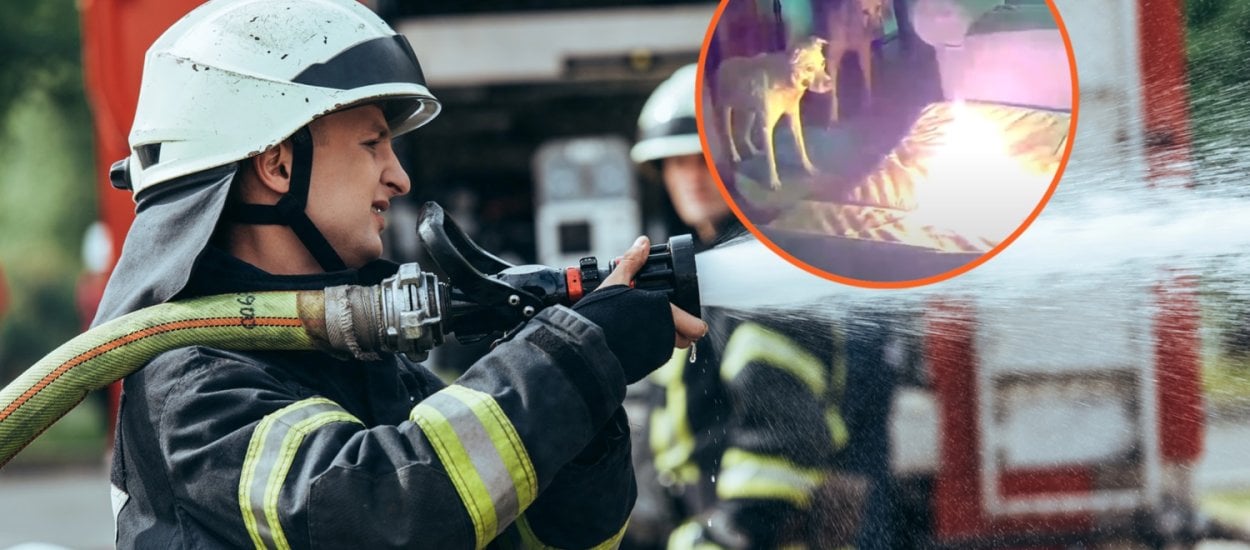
top-left (694, 0), bottom-right (1081, 290)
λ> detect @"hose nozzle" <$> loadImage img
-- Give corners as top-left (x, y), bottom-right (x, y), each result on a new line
top-left (322, 201), bottom-right (702, 361)
top-left (563, 234), bottom-right (701, 317)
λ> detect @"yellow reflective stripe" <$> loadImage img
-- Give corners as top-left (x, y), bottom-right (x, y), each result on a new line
top-left (515, 515), bottom-right (551, 549)
top-left (826, 408), bottom-right (850, 452)
top-left (829, 325), bottom-right (846, 400)
top-left (716, 448), bottom-right (826, 509)
top-left (649, 348), bottom-right (699, 486)
top-left (266, 412), bottom-right (359, 550)
top-left (646, 347), bottom-right (687, 386)
top-left (588, 521), bottom-right (630, 550)
top-left (241, 409), bottom-right (284, 550)
top-left (239, 397), bottom-right (363, 550)
top-left (412, 401), bottom-right (496, 548)
top-left (720, 324), bottom-right (825, 395)
top-left (410, 385), bottom-right (537, 549)
top-left (667, 520), bottom-right (724, 550)
top-left (827, 326), bottom-right (850, 453)
top-left (442, 385), bottom-right (538, 508)
top-left (516, 514), bottom-right (630, 550)
top-left (668, 519), bottom-right (809, 550)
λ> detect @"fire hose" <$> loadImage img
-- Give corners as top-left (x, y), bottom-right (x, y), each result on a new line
top-left (0, 202), bottom-right (701, 469)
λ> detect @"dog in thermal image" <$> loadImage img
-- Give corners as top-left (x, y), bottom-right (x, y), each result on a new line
top-left (715, 36), bottom-right (833, 190)
top-left (825, 0), bottom-right (890, 124)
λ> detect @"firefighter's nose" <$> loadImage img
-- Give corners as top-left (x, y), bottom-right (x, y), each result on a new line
top-left (384, 151), bottom-right (411, 196)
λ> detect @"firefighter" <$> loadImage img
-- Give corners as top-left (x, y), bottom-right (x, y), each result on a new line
top-left (95, 1), bottom-right (706, 548)
top-left (625, 64), bottom-right (900, 550)
top-left (630, 64), bottom-right (740, 250)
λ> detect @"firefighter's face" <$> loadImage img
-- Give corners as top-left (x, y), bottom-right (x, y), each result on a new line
top-left (306, 104), bottom-right (411, 268)
top-left (661, 154), bottom-right (731, 237)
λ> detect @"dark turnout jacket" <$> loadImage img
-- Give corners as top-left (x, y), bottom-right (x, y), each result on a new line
top-left (110, 248), bottom-right (639, 549)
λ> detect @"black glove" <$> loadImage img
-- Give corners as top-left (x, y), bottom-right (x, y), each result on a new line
top-left (572, 285), bottom-right (676, 384)
top-left (570, 406), bottom-right (630, 465)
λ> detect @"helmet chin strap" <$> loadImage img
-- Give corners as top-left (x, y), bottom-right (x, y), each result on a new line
top-left (224, 127), bottom-right (349, 272)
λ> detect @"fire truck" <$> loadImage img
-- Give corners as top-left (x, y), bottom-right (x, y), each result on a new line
top-left (889, 1), bottom-right (1206, 548)
top-left (696, 0), bottom-right (1207, 547)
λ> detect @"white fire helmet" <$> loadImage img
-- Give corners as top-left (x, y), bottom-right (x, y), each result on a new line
top-left (116, 0), bottom-right (440, 197)
top-left (96, 0), bottom-right (441, 324)
top-left (630, 63), bottom-right (703, 165)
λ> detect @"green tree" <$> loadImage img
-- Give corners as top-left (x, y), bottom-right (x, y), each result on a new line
top-left (0, 0), bottom-right (97, 385)
top-left (0, 2), bottom-right (85, 119)
top-left (1187, 0), bottom-right (1250, 189)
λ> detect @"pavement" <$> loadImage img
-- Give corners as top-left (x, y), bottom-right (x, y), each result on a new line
top-left (0, 463), bottom-right (114, 550)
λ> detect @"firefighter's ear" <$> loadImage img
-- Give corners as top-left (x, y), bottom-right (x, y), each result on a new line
top-left (249, 141), bottom-right (293, 195)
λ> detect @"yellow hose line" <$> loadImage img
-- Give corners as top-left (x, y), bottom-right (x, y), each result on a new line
top-left (0, 290), bottom-right (329, 469)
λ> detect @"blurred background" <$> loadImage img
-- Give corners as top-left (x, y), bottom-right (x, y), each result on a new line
top-left (0, 1), bottom-right (717, 548)
top-left (6, 0), bottom-right (1250, 548)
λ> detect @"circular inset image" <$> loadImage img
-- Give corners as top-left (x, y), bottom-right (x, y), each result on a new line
top-left (696, 0), bottom-right (1077, 287)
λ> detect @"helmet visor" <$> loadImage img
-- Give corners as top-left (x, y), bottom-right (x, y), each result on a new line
top-left (293, 34), bottom-right (436, 131)
top-left (294, 34), bottom-right (428, 93)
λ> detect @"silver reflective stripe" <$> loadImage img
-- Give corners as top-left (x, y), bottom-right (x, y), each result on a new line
top-left (410, 385), bottom-right (537, 549)
top-left (425, 391), bottom-right (522, 530)
top-left (239, 397), bottom-right (362, 550)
